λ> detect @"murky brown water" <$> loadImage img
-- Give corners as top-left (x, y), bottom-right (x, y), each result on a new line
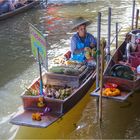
top-left (0, 0), bottom-right (140, 139)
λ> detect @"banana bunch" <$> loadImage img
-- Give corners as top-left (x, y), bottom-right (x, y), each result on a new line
top-left (84, 47), bottom-right (92, 60)
top-left (103, 88), bottom-right (121, 96)
top-left (37, 97), bottom-right (45, 108)
top-left (58, 88), bottom-right (72, 100)
top-left (65, 60), bottom-right (78, 66)
top-left (25, 88), bottom-right (39, 96)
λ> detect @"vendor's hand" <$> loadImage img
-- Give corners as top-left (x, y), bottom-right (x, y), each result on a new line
top-left (90, 43), bottom-right (95, 48)
top-left (84, 47), bottom-right (91, 52)
top-left (75, 48), bottom-right (84, 54)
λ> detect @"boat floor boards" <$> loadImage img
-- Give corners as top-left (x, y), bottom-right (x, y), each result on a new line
top-left (91, 88), bottom-right (134, 102)
top-left (10, 111), bottom-right (62, 128)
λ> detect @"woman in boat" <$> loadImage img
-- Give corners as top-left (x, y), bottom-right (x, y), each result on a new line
top-left (70, 17), bottom-right (96, 63)
top-left (13, 0), bottom-right (24, 9)
top-left (14, 0), bottom-right (33, 9)
top-left (13, 0), bottom-right (31, 9)
top-left (0, 0), bottom-right (15, 14)
top-left (125, 32), bottom-right (140, 62)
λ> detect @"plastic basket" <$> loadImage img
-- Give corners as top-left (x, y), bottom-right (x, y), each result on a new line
top-left (129, 52), bottom-right (140, 68)
top-left (136, 44), bottom-right (140, 52)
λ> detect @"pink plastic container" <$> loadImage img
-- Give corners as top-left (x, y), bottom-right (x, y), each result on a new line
top-left (129, 52), bottom-right (140, 68)
top-left (104, 83), bottom-right (118, 88)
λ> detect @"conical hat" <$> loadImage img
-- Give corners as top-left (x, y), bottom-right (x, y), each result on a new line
top-left (72, 17), bottom-right (92, 31)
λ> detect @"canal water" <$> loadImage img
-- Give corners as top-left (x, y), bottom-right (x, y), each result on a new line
top-left (0, 0), bottom-right (140, 139)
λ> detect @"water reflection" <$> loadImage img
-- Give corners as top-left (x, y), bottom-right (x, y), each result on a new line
top-left (0, 8), bottom-right (41, 139)
top-left (0, 9), bottom-right (41, 87)
top-left (69, 92), bottom-right (140, 139)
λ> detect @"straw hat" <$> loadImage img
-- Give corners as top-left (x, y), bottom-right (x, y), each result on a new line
top-left (72, 17), bottom-right (92, 31)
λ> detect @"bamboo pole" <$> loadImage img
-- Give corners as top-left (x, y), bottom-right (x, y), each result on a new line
top-left (96, 12), bottom-right (101, 89)
top-left (99, 39), bottom-right (105, 123)
top-left (132, 0), bottom-right (135, 30)
top-left (116, 22), bottom-right (118, 49)
top-left (37, 48), bottom-right (44, 95)
top-left (96, 12), bottom-right (101, 123)
top-left (135, 9), bottom-right (139, 29)
top-left (107, 7), bottom-right (111, 62)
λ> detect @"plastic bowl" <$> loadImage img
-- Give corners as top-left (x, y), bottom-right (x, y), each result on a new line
top-left (104, 83), bottom-right (118, 88)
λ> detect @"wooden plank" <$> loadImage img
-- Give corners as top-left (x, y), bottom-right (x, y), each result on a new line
top-left (10, 111), bottom-right (62, 128)
top-left (46, 67), bottom-right (91, 88)
top-left (90, 88), bottom-right (134, 102)
top-left (46, 72), bottom-right (79, 88)
top-left (79, 67), bottom-right (89, 78)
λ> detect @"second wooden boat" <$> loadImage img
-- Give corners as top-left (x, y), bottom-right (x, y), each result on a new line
top-left (91, 29), bottom-right (140, 101)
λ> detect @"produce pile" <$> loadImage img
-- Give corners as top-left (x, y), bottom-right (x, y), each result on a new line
top-left (49, 61), bottom-right (86, 76)
top-left (44, 84), bottom-right (73, 100)
top-left (25, 83), bottom-right (73, 100)
top-left (103, 88), bottom-right (121, 96)
top-left (102, 83), bottom-right (121, 96)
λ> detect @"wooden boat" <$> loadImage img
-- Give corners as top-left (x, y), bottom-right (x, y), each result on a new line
top-left (15, 84), bottom-right (94, 139)
top-left (0, 1), bottom-right (39, 21)
top-left (10, 61), bottom-right (96, 128)
top-left (47, 0), bottom-right (96, 4)
top-left (91, 29), bottom-right (140, 101)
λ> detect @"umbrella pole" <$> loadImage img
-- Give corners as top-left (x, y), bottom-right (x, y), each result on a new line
top-left (96, 12), bottom-right (101, 123)
top-left (37, 48), bottom-right (43, 95)
top-left (135, 9), bottom-right (139, 29)
top-left (132, 0), bottom-right (135, 30)
top-left (106, 7), bottom-right (111, 62)
top-left (116, 22), bottom-right (118, 49)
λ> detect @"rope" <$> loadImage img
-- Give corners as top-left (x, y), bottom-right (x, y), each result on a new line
top-left (110, 26), bottom-right (123, 46)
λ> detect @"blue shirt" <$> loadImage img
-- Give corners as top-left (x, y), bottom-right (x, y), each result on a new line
top-left (70, 32), bottom-right (96, 62)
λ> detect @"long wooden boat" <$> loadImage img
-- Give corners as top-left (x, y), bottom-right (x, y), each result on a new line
top-left (10, 62), bottom-right (96, 128)
top-left (91, 29), bottom-right (140, 101)
top-left (0, 1), bottom-right (39, 21)
top-left (15, 84), bottom-right (95, 139)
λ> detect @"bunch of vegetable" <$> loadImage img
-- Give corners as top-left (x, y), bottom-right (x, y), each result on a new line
top-left (49, 64), bottom-right (86, 76)
top-left (37, 97), bottom-right (45, 108)
top-left (25, 88), bottom-right (39, 96)
top-left (44, 85), bottom-right (72, 100)
top-left (103, 83), bottom-right (121, 96)
top-left (84, 47), bottom-right (96, 60)
top-left (25, 81), bottom-right (40, 96)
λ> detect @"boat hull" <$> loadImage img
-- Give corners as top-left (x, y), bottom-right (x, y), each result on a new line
top-left (10, 69), bottom-right (96, 128)
top-left (0, 1), bottom-right (39, 21)
top-left (91, 29), bottom-right (140, 101)
top-left (15, 86), bottom-right (94, 139)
